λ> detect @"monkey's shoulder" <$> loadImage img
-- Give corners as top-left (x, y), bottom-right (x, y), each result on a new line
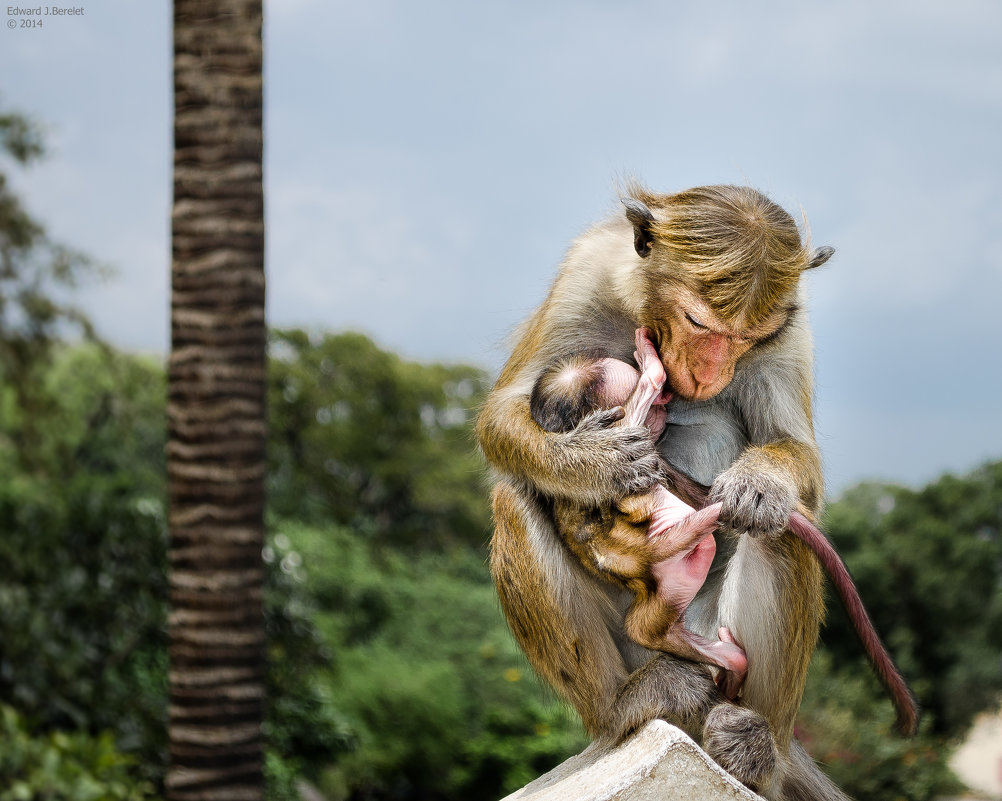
top-left (535, 223), bottom-right (643, 360)
top-left (553, 217), bottom-right (640, 301)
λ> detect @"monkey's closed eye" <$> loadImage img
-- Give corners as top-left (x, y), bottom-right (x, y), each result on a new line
top-left (685, 312), bottom-right (708, 330)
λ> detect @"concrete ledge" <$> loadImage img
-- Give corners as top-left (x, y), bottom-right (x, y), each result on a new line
top-left (501, 720), bottom-right (763, 801)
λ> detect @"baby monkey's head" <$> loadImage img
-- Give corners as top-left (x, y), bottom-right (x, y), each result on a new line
top-left (529, 353), bottom-right (667, 439)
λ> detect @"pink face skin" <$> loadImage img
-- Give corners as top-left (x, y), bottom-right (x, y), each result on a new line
top-left (650, 288), bottom-right (790, 402)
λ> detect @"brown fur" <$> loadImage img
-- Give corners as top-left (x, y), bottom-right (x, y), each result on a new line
top-left (477, 185), bottom-right (851, 800)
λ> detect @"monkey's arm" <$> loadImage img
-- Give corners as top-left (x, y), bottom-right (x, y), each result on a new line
top-left (478, 320), bottom-right (668, 509)
top-left (709, 317), bottom-right (823, 535)
top-left (477, 390), bottom-right (662, 504)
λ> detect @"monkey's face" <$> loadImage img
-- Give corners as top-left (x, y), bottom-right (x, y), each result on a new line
top-left (648, 289), bottom-right (788, 402)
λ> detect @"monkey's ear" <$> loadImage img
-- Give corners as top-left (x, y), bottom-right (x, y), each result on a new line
top-left (806, 245), bottom-right (835, 270)
top-left (623, 198), bottom-right (655, 258)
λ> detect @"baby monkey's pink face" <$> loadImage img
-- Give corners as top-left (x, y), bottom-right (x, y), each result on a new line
top-left (596, 358), bottom-right (668, 441)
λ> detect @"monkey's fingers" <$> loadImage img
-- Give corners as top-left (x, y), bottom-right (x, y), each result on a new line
top-left (635, 327), bottom-right (658, 360)
top-left (547, 410), bottom-right (662, 501)
top-left (583, 405), bottom-right (626, 426)
top-left (633, 330), bottom-right (664, 375)
top-left (633, 327), bottom-right (666, 386)
top-left (709, 460), bottom-right (796, 538)
top-left (623, 371), bottom-right (665, 430)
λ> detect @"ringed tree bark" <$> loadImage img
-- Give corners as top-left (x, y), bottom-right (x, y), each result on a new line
top-left (168, 2), bottom-right (266, 799)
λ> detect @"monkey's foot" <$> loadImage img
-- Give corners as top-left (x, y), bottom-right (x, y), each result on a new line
top-left (625, 327), bottom-right (669, 432)
top-left (645, 491), bottom-right (699, 539)
top-left (606, 656), bottom-right (720, 744)
top-left (712, 627), bottom-right (748, 701)
top-left (703, 704), bottom-right (778, 795)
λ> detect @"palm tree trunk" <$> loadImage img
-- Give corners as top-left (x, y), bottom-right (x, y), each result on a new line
top-left (168, 2), bottom-right (265, 799)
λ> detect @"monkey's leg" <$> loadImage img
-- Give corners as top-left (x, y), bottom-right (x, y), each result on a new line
top-left (717, 532), bottom-right (823, 745)
top-left (612, 653), bottom-right (779, 797)
top-left (625, 609), bottom-right (747, 701)
top-left (492, 481), bottom-right (729, 741)
top-left (714, 532), bottom-right (837, 800)
top-left (637, 527), bottom-right (748, 697)
top-left (492, 482), bottom-right (779, 797)
top-left (490, 481), bottom-right (629, 734)
top-left (702, 704), bottom-right (780, 797)
top-left (614, 487), bottom-right (719, 542)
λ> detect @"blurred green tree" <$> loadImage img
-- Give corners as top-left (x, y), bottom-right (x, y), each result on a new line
top-left (268, 519), bottom-right (588, 801)
top-left (821, 465), bottom-right (1002, 738)
top-left (268, 329), bottom-right (491, 550)
top-left (796, 652), bottom-right (964, 801)
top-left (0, 345), bottom-right (169, 785)
top-left (0, 109), bottom-right (101, 469)
top-left (0, 703), bottom-right (159, 801)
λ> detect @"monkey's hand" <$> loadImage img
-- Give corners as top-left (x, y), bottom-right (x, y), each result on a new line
top-left (708, 454), bottom-right (797, 538)
top-left (557, 406), bottom-right (662, 502)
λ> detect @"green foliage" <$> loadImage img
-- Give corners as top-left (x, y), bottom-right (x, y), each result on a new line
top-left (270, 519), bottom-right (588, 800)
top-left (0, 704), bottom-right (159, 801)
top-left (0, 345), bottom-right (169, 780)
top-left (263, 528), bottom-right (356, 797)
top-left (0, 112), bottom-right (44, 162)
top-left (0, 324), bottom-right (507, 799)
top-left (796, 653), bottom-right (964, 801)
top-left (0, 107), bottom-right (166, 793)
top-left (821, 464), bottom-right (1002, 738)
top-left (268, 329), bottom-right (491, 550)
top-left (6, 327), bottom-right (1000, 801)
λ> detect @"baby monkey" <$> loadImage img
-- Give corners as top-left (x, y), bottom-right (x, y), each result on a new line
top-left (530, 328), bottom-right (748, 697)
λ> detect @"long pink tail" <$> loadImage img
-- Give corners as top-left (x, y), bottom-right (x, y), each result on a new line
top-left (788, 511), bottom-right (920, 735)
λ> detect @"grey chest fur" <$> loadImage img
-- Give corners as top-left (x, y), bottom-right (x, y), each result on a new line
top-left (658, 396), bottom-right (747, 487)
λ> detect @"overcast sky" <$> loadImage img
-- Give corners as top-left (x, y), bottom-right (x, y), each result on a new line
top-left (2, 0), bottom-right (1000, 494)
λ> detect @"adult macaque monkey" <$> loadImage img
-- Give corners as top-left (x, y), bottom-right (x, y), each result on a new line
top-left (477, 184), bottom-right (853, 800)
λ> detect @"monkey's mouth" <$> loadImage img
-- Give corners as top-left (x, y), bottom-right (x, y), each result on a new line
top-left (652, 388), bottom-right (673, 406)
